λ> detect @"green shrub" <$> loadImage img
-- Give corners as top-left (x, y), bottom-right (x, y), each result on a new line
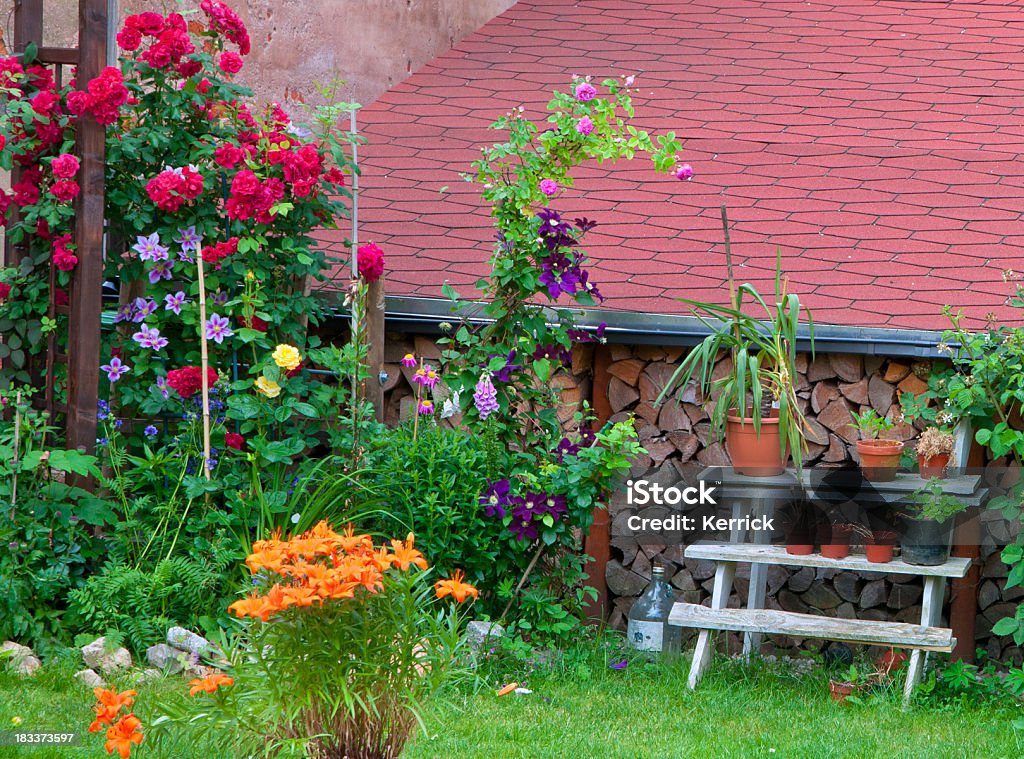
top-left (67, 553), bottom-right (235, 654)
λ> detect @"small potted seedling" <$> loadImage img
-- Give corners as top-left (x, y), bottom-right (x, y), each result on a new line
top-left (829, 664), bottom-right (865, 704)
top-left (899, 480), bottom-right (966, 566)
top-left (820, 521), bottom-right (855, 560)
top-left (916, 426), bottom-right (955, 479)
top-left (851, 409), bottom-right (904, 482)
top-left (865, 528), bottom-right (898, 564)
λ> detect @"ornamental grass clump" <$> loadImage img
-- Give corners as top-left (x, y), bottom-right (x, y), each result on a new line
top-left (148, 521), bottom-right (476, 759)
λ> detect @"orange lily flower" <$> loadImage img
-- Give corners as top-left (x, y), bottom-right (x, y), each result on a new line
top-left (188, 673), bottom-right (235, 696)
top-left (228, 593), bottom-right (274, 622)
top-left (104, 713), bottom-right (143, 758)
top-left (435, 570), bottom-right (479, 602)
top-left (88, 688), bottom-right (136, 732)
top-left (282, 585), bottom-right (320, 608)
top-left (390, 533), bottom-right (429, 571)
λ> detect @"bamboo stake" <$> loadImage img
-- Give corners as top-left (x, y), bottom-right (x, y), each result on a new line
top-left (196, 255), bottom-right (212, 481)
top-left (10, 390), bottom-right (22, 518)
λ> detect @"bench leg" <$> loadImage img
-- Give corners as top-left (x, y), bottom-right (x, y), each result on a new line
top-left (688, 561), bottom-right (736, 690)
top-left (903, 576), bottom-right (944, 704)
top-left (742, 499), bottom-right (772, 659)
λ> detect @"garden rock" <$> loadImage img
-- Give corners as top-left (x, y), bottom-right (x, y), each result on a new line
top-left (167, 627), bottom-right (223, 660)
top-left (81, 637), bottom-right (132, 675)
top-left (466, 621), bottom-right (505, 653)
top-left (147, 643), bottom-right (184, 674)
top-left (2, 641), bottom-right (41, 676)
top-left (130, 668), bottom-right (163, 684)
top-left (74, 669), bottom-right (105, 688)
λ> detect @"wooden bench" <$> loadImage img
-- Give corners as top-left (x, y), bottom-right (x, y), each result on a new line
top-left (672, 543), bottom-right (971, 702)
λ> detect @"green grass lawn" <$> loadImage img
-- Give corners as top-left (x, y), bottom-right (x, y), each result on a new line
top-left (1, 649), bottom-right (1021, 758)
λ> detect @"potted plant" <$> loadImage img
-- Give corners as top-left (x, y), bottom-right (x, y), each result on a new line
top-left (851, 409), bottom-right (904, 482)
top-left (899, 480), bottom-right (965, 566)
top-left (916, 426), bottom-right (955, 479)
top-left (657, 216), bottom-right (815, 476)
top-left (780, 498), bottom-right (816, 555)
top-left (820, 521), bottom-right (854, 560)
top-left (865, 528), bottom-right (897, 564)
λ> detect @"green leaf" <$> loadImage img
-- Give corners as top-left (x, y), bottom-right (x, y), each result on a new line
top-left (991, 617), bottom-right (1020, 637)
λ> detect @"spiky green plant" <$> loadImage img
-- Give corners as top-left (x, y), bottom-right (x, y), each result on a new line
top-left (656, 207), bottom-right (814, 469)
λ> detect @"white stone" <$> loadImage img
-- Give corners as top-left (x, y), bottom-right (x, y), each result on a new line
top-left (74, 668), bottom-right (105, 688)
top-left (465, 621), bottom-right (504, 652)
top-left (81, 637), bottom-right (132, 675)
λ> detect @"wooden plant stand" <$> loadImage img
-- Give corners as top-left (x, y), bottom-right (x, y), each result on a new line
top-left (672, 543), bottom-right (970, 702)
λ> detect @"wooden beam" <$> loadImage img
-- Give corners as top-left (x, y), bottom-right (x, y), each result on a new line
top-left (65, 0), bottom-right (107, 457)
top-left (582, 343), bottom-right (610, 621)
top-left (13, 0), bottom-right (43, 53)
top-left (364, 274), bottom-right (385, 422)
top-left (670, 602), bottom-right (956, 653)
top-left (37, 46), bottom-right (79, 65)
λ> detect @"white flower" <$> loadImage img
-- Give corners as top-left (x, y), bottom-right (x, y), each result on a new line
top-left (291, 513), bottom-right (300, 525)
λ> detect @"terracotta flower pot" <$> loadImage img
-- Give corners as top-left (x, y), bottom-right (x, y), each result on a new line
top-left (786, 543), bottom-right (814, 556)
top-left (918, 453), bottom-right (950, 479)
top-left (866, 530), bottom-right (897, 564)
top-left (725, 411), bottom-right (785, 477)
top-left (821, 524), bottom-right (854, 560)
top-left (829, 679), bottom-right (857, 704)
top-left (856, 439), bottom-right (904, 482)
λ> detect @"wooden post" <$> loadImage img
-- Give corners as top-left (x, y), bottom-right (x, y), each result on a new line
top-left (582, 343), bottom-right (613, 621)
top-left (65, 0), bottom-right (107, 458)
top-left (365, 273), bottom-right (385, 422)
top-left (950, 436), bottom-right (985, 663)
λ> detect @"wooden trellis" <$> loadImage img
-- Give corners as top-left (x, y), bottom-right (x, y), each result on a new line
top-left (5, 0), bottom-right (107, 459)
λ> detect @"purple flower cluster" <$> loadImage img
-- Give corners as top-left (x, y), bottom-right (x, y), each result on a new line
top-left (486, 351), bottom-right (521, 383)
top-left (567, 322), bottom-right (607, 344)
top-left (531, 343), bottom-right (572, 368)
top-left (509, 491), bottom-right (567, 542)
top-left (556, 424), bottom-right (597, 462)
top-left (115, 297), bottom-right (159, 324)
top-left (535, 209), bottom-right (603, 302)
top-left (132, 324), bottom-right (168, 350)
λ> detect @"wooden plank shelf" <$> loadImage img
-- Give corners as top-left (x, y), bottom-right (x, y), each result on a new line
top-left (685, 543), bottom-right (971, 578)
top-left (669, 603), bottom-right (956, 652)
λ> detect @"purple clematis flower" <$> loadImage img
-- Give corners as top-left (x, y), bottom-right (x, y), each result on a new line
top-left (480, 479), bottom-right (511, 519)
top-left (132, 232), bottom-right (169, 262)
top-left (509, 504), bottom-right (539, 542)
top-left (114, 302), bottom-right (136, 324)
top-left (100, 356), bottom-right (130, 383)
top-left (212, 291), bottom-right (229, 307)
top-left (164, 291), bottom-right (187, 315)
top-left (489, 351), bottom-right (521, 383)
top-left (132, 297), bottom-right (158, 322)
top-left (143, 425), bottom-right (158, 437)
top-left (155, 376), bottom-right (170, 400)
top-left (174, 225), bottom-right (202, 254)
top-left (204, 313), bottom-right (233, 344)
top-left (148, 258), bottom-right (175, 284)
top-left (132, 324), bottom-right (168, 350)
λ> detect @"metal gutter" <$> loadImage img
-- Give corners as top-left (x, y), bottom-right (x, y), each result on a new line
top-left (359, 295), bottom-right (949, 359)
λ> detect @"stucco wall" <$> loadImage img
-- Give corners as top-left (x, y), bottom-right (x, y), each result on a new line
top-left (121, 0), bottom-right (517, 108)
top-left (11, 1), bottom-right (514, 106)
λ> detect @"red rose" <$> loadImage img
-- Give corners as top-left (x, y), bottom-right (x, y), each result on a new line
top-left (117, 26), bottom-right (143, 51)
top-left (0, 282), bottom-right (11, 302)
top-left (239, 313), bottom-right (268, 332)
top-left (50, 180), bottom-right (80, 203)
top-left (66, 90), bottom-right (92, 116)
top-left (166, 366), bottom-right (220, 399)
top-left (51, 153), bottom-right (80, 178)
top-left (225, 432), bottom-right (245, 450)
top-left (214, 143), bottom-right (243, 168)
top-left (219, 51), bottom-right (243, 75)
top-left (176, 58), bottom-right (202, 78)
top-left (54, 288), bottom-right (69, 306)
top-left (357, 242), bottom-right (385, 283)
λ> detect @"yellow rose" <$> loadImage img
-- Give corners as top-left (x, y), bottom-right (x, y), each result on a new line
top-left (254, 376), bottom-right (281, 398)
top-left (272, 344), bottom-right (302, 371)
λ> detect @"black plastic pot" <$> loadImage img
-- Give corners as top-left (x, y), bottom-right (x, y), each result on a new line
top-left (901, 517), bottom-right (953, 566)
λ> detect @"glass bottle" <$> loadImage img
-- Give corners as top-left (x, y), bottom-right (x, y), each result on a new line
top-left (626, 564), bottom-right (681, 654)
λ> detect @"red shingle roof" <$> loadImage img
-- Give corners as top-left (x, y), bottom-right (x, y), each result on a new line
top-left (321, 0), bottom-right (1024, 332)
